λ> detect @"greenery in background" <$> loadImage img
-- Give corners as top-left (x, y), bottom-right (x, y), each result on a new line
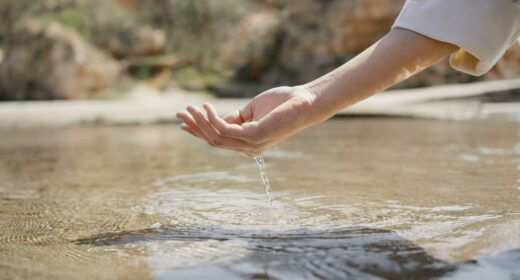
top-left (172, 66), bottom-right (224, 91)
top-left (0, 0), bottom-right (134, 44)
top-left (90, 81), bottom-right (136, 100)
top-left (136, 0), bottom-right (250, 87)
top-left (42, 0), bottom-right (135, 42)
top-left (0, 0), bottom-right (254, 94)
top-left (0, 0), bottom-right (250, 63)
top-left (44, 6), bottom-right (92, 38)
top-left (0, 0), bottom-right (39, 46)
top-left (139, 0), bottom-right (249, 68)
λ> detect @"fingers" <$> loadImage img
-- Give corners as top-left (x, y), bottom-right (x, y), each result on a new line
top-left (180, 123), bottom-right (199, 138)
top-left (187, 105), bottom-right (218, 144)
top-left (222, 110), bottom-right (242, 124)
top-left (204, 103), bottom-right (261, 143)
top-left (185, 105), bottom-right (260, 153)
top-left (238, 102), bottom-right (254, 122)
top-left (222, 103), bottom-right (252, 124)
top-left (223, 104), bottom-right (253, 124)
top-left (176, 103), bottom-right (266, 154)
top-left (204, 104), bottom-right (243, 137)
top-left (176, 111), bottom-right (204, 138)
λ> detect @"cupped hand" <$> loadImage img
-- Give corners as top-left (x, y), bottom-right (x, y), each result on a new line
top-left (175, 86), bottom-right (317, 156)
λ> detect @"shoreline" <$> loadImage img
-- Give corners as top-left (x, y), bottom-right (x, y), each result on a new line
top-left (1, 79), bottom-right (519, 130)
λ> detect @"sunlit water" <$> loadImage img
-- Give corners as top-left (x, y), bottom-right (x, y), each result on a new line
top-left (1, 118), bottom-right (520, 279)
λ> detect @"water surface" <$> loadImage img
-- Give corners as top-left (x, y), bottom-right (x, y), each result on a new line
top-left (1, 119), bottom-right (520, 279)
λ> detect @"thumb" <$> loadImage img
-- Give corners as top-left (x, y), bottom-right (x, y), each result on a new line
top-left (204, 103), bottom-right (261, 143)
top-left (223, 103), bottom-right (253, 124)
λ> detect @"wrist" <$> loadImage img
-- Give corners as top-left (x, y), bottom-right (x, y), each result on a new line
top-left (293, 84), bottom-right (334, 125)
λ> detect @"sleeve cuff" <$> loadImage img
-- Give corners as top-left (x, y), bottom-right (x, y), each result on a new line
top-left (392, 0), bottom-right (520, 76)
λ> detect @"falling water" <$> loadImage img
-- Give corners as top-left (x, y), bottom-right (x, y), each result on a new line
top-left (254, 156), bottom-right (272, 205)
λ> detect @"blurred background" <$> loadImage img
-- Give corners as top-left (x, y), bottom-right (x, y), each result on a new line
top-left (1, 0), bottom-right (519, 102)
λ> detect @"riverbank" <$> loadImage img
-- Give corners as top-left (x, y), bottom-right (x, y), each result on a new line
top-left (1, 79), bottom-right (519, 130)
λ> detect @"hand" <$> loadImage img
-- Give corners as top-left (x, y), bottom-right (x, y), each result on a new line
top-left (176, 86), bottom-right (318, 156)
top-left (176, 29), bottom-right (457, 157)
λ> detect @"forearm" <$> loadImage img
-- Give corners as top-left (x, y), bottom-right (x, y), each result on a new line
top-left (177, 28), bottom-right (459, 155)
top-left (303, 28), bottom-right (457, 122)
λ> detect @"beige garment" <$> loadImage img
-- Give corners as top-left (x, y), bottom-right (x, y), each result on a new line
top-left (393, 0), bottom-right (520, 76)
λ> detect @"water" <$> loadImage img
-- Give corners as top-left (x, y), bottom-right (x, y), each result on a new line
top-left (254, 156), bottom-right (272, 205)
top-left (1, 118), bottom-right (520, 279)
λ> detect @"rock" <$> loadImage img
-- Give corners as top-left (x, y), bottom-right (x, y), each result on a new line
top-left (115, 0), bottom-right (139, 11)
top-left (256, 0), bottom-right (404, 85)
top-left (0, 20), bottom-right (122, 100)
top-left (178, 8), bottom-right (282, 96)
top-left (0, 48), bottom-right (3, 65)
top-left (215, 0), bottom-right (520, 96)
top-left (216, 0), bottom-right (406, 95)
top-left (486, 43), bottom-right (520, 81)
top-left (96, 25), bottom-right (166, 58)
top-left (214, 10), bottom-right (282, 79)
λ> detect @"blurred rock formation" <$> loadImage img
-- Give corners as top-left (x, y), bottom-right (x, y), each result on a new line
top-left (96, 25), bottom-right (166, 58)
top-left (0, 0), bottom-right (518, 100)
top-left (213, 0), bottom-right (520, 96)
top-left (0, 20), bottom-right (122, 100)
top-left (213, 0), bottom-right (405, 96)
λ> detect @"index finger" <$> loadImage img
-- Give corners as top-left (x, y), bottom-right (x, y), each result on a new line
top-left (204, 103), bottom-right (247, 138)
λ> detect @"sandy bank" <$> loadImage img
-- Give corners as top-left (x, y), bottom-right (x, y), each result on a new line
top-left (1, 79), bottom-right (520, 129)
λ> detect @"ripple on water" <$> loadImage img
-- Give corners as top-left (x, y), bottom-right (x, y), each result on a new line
top-left (2, 119), bottom-right (520, 279)
top-left (75, 224), bottom-right (457, 279)
top-left (149, 171), bottom-right (505, 264)
top-left (0, 191), bottom-right (142, 270)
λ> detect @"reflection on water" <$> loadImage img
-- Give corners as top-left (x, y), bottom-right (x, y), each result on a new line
top-left (76, 226), bottom-right (455, 279)
top-left (1, 119), bottom-right (520, 279)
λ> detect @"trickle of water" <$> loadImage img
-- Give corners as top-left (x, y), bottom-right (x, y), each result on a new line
top-left (254, 156), bottom-right (272, 205)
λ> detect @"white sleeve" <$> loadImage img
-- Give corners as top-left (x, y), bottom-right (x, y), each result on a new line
top-left (392, 0), bottom-right (520, 76)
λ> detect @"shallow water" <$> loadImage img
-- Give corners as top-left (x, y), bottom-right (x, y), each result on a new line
top-left (1, 118), bottom-right (520, 279)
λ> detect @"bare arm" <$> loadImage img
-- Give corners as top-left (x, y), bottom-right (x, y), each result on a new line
top-left (176, 28), bottom-right (457, 155)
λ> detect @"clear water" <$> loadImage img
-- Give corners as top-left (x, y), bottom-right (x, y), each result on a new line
top-left (1, 118), bottom-right (520, 279)
top-left (254, 156), bottom-right (272, 205)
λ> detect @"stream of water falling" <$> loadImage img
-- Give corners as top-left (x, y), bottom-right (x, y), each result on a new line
top-left (254, 156), bottom-right (272, 205)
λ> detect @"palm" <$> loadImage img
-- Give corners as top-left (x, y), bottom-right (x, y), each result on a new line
top-left (176, 85), bottom-right (315, 155)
